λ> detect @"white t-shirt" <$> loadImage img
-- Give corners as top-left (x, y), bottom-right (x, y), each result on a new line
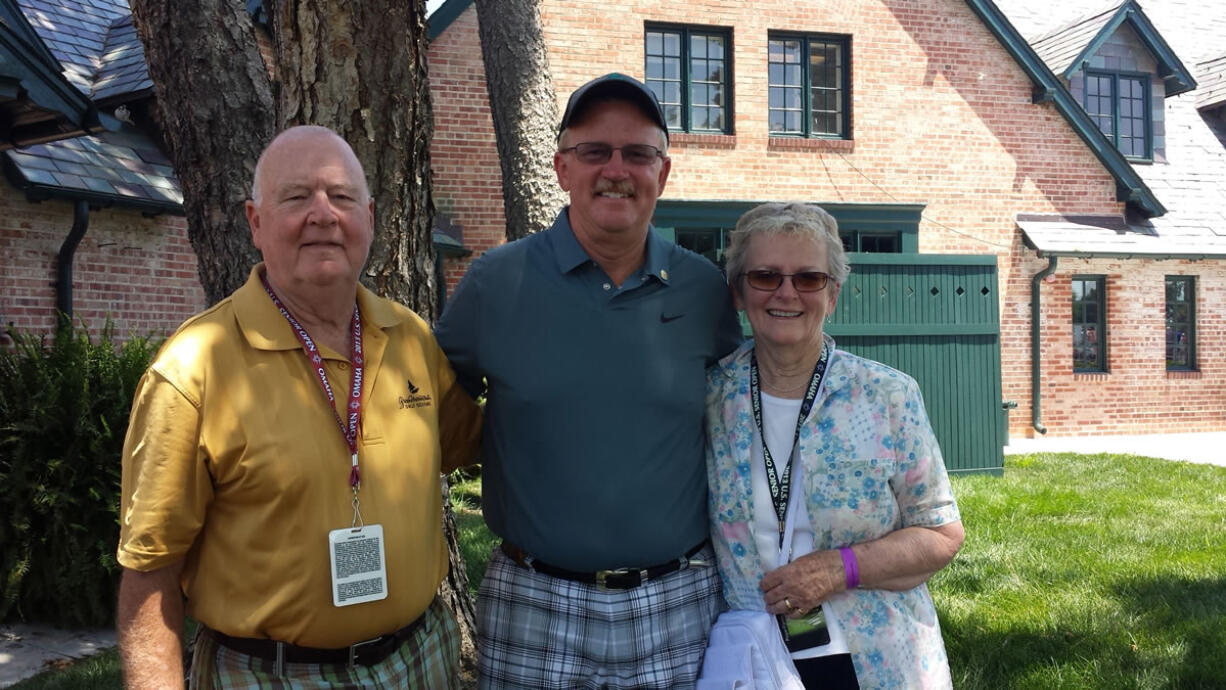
top-left (749, 392), bottom-right (850, 659)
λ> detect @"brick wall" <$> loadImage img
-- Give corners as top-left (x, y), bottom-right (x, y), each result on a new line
top-left (427, 8), bottom-right (508, 288)
top-left (427, 0), bottom-right (1225, 438)
top-left (0, 184), bottom-right (205, 341)
top-left (1025, 259), bottom-right (1225, 435)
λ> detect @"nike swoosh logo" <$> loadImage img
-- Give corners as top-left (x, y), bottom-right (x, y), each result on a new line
top-left (660, 313), bottom-right (685, 323)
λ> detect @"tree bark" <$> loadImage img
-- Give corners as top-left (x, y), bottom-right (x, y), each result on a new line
top-left (131, 1), bottom-right (476, 683)
top-left (129, 0), bottom-right (273, 303)
top-left (474, 0), bottom-right (567, 240)
top-left (269, 0), bottom-right (438, 317)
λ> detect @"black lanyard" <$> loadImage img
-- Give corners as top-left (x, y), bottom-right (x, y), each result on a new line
top-left (749, 344), bottom-right (829, 547)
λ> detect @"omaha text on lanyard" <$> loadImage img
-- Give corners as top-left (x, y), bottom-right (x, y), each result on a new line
top-left (260, 275), bottom-right (366, 501)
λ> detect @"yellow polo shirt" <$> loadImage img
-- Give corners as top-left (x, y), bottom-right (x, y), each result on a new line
top-left (117, 265), bottom-right (481, 648)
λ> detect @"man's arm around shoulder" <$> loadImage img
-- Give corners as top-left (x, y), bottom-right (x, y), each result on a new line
top-left (117, 560), bottom-right (186, 690)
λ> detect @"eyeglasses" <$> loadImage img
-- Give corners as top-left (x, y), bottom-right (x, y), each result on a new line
top-left (741, 270), bottom-right (832, 292)
top-left (558, 142), bottom-right (665, 166)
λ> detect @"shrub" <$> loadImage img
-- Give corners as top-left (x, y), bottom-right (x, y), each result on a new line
top-left (0, 322), bottom-right (159, 626)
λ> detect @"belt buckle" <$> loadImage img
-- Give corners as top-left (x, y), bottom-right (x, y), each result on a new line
top-left (347, 635), bottom-right (384, 667)
top-left (595, 567), bottom-right (647, 592)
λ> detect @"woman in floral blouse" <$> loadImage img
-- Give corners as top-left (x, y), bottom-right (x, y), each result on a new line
top-left (705, 202), bottom-right (965, 689)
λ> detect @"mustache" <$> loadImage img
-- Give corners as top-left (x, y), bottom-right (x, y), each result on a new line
top-left (594, 180), bottom-right (635, 196)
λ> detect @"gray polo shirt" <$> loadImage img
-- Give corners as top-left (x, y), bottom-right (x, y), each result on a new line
top-left (435, 208), bottom-right (742, 571)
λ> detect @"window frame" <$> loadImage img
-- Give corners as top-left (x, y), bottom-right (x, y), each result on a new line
top-left (767, 32), bottom-right (851, 139)
top-left (644, 24), bottom-right (733, 135)
top-left (1071, 275), bottom-right (1107, 373)
top-left (1165, 275), bottom-right (1196, 371)
top-left (1083, 69), bottom-right (1153, 161)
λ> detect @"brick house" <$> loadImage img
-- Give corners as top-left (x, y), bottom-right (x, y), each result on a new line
top-left (0, 0), bottom-right (203, 341)
top-left (0, 0), bottom-right (468, 344)
top-left (426, 0), bottom-right (1226, 440)
top-left (4, 0), bottom-right (1219, 441)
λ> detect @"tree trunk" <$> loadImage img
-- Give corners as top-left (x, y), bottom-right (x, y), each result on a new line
top-left (129, 0), bottom-right (274, 302)
top-left (132, 1), bottom-right (477, 683)
top-left (474, 0), bottom-right (567, 241)
top-left (269, 0), bottom-right (438, 317)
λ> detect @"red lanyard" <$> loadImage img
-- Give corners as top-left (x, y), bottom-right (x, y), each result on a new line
top-left (261, 274), bottom-right (365, 489)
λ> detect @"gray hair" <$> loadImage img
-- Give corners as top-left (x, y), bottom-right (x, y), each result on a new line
top-left (724, 202), bottom-right (850, 287)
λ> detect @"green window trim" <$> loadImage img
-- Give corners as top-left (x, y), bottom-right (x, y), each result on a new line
top-left (652, 201), bottom-right (922, 270)
top-left (1071, 275), bottom-right (1107, 373)
top-left (768, 32), bottom-right (851, 139)
top-left (1083, 69), bottom-right (1152, 161)
top-left (644, 24), bottom-right (733, 134)
top-left (1165, 275), bottom-right (1196, 371)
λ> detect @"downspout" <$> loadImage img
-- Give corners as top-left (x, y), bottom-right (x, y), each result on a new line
top-left (1031, 255), bottom-right (1058, 434)
top-left (434, 249), bottom-right (446, 317)
top-left (55, 200), bottom-right (90, 331)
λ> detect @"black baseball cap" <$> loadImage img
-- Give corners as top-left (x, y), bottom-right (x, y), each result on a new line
top-left (558, 73), bottom-right (669, 142)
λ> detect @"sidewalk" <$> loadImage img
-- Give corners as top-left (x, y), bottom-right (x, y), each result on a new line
top-left (1004, 431), bottom-right (1226, 467)
top-left (0, 624), bottom-right (115, 688)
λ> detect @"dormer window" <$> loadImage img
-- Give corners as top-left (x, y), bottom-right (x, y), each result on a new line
top-left (1084, 70), bottom-right (1151, 160)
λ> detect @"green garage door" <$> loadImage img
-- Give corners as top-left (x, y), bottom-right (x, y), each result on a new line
top-left (827, 254), bottom-right (1003, 475)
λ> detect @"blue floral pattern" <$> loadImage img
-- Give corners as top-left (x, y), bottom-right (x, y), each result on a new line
top-left (706, 337), bottom-right (961, 689)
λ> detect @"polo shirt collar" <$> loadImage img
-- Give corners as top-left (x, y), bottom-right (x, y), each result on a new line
top-left (548, 206), bottom-right (672, 284)
top-left (232, 263), bottom-right (401, 352)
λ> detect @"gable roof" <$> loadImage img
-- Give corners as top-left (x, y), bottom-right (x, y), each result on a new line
top-left (0, 0), bottom-right (113, 146)
top-left (1197, 53), bottom-right (1226, 111)
top-left (1028, 0), bottom-right (1196, 96)
top-left (16, 0), bottom-right (150, 101)
top-left (2, 0), bottom-right (178, 212)
top-left (998, 0), bottom-right (1226, 258)
top-left (428, 0), bottom-right (473, 40)
top-left (965, 0), bottom-right (1165, 217)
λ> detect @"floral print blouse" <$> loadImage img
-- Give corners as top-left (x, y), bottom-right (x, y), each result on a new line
top-left (706, 337), bottom-right (961, 689)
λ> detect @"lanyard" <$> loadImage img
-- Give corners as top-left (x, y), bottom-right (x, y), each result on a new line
top-left (260, 274), bottom-right (365, 494)
top-left (749, 344), bottom-right (829, 547)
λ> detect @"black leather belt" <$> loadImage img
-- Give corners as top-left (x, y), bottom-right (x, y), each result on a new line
top-left (210, 611), bottom-right (426, 667)
top-left (500, 540), bottom-right (708, 591)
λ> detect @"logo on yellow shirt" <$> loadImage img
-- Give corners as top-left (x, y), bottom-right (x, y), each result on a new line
top-left (399, 377), bottom-right (432, 409)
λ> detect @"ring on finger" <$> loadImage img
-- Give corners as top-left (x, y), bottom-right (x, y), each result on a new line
top-left (784, 598), bottom-right (793, 611)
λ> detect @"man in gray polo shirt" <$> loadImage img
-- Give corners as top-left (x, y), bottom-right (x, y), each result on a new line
top-left (435, 73), bottom-right (742, 688)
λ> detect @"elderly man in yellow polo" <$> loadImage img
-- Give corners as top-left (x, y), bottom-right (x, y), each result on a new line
top-left (115, 126), bottom-right (481, 689)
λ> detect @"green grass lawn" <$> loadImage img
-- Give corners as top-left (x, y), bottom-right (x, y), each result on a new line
top-left (936, 452), bottom-right (1226, 688)
top-left (11, 453), bottom-right (1225, 689)
top-left (450, 472), bottom-right (497, 595)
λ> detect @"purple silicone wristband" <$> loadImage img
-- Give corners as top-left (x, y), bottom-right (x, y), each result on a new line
top-left (840, 546), bottom-right (860, 590)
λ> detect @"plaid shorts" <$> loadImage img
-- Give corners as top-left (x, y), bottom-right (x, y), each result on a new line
top-left (476, 543), bottom-right (724, 690)
top-left (193, 596), bottom-right (460, 689)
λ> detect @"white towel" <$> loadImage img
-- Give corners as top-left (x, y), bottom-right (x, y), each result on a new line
top-left (697, 610), bottom-right (804, 690)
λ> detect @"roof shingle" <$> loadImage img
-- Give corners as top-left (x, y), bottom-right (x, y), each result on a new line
top-left (5, 124), bottom-right (183, 210)
top-left (995, 0), bottom-right (1226, 255)
top-left (1196, 54), bottom-right (1226, 111)
top-left (16, 0), bottom-right (152, 100)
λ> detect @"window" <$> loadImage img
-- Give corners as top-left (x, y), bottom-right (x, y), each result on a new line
top-left (1084, 71), bottom-right (1151, 160)
top-left (768, 34), bottom-right (849, 138)
top-left (1165, 276), bottom-right (1195, 370)
top-left (1072, 276), bottom-right (1106, 372)
top-left (675, 227), bottom-right (726, 267)
top-left (841, 232), bottom-right (900, 253)
top-left (644, 26), bottom-right (731, 133)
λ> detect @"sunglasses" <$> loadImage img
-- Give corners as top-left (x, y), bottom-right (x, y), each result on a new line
top-left (741, 270), bottom-right (832, 292)
top-left (558, 142), bottom-right (665, 166)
